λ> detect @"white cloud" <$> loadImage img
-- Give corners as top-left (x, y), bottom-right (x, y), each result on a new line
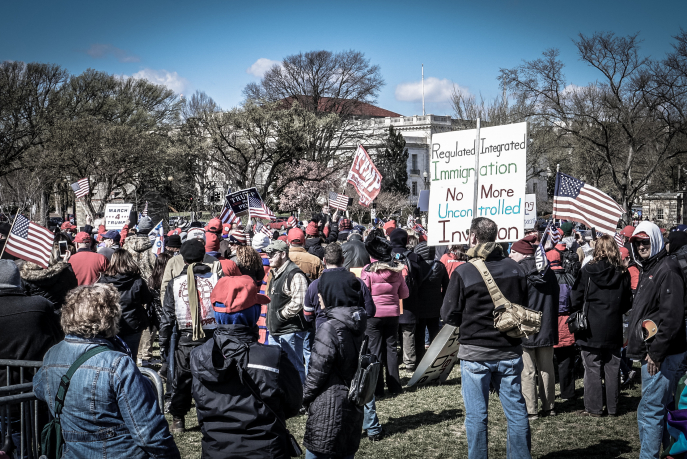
top-left (246, 58), bottom-right (281, 78)
top-left (86, 44), bottom-right (139, 63)
top-left (125, 68), bottom-right (188, 94)
top-left (395, 77), bottom-right (460, 103)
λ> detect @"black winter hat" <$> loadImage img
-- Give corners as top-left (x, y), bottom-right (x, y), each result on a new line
top-left (167, 234), bottom-right (182, 248)
top-left (668, 231), bottom-right (687, 255)
top-left (389, 228), bottom-right (408, 250)
top-left (180, 239), bottom-right (205, 263)
top-left (365, 235), bottom-right (392, 262)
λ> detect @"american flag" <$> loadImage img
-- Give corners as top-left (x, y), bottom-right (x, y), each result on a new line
top-left (614, 232), bottom-right (624, 248)
top-left (328, 191), bottom-right (349, 211)
top-left (547, 224), bottom-right (561, 245)
top-left (71, 178), bottom-right (89, 199)
top-left (534, 222), bottom-right (553, 273)
top-left (219, 205), bottom-right (241, 225)
top-left (4, 215), bottom-right (54, 268)
top-left (553, 172), bottom-right (624, 235)
top-left (255, 221), bottom-right (272, 238)
top-left (248, 195), bottom-right (275, 220)
top-left (141, 202), bottom-right (148, 217)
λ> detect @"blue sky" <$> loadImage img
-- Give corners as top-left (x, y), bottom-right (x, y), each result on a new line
top-left (2, 0), bottom-right (685, 116)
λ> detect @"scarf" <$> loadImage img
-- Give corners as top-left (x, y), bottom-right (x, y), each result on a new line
top-left (466, 242), bottom-right (503, 260)
top-left (187, 263), bottom-right (205, 341)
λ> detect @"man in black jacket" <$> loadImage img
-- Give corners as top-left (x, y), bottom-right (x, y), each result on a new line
top-left (441, 217), bottom-right (531, 459)
top-left (510, 235), bottom-right (559, 420)
top-left (626, 221), bottom-right (686, 459)
top-left (342, 231), bottom-right (370, 269)
top-left (191, 275), bottom-right (302, 459)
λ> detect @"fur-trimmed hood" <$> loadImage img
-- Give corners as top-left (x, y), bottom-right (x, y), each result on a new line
top-left (123, 235), bottom-right (152, 253)
top-left (20, 261), bottom-right (72, 286)
top-left (366, 260), bottom-right (404, 273)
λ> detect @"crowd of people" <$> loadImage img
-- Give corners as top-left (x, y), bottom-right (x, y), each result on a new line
top-left (1, 208), bottom-right (687, 459)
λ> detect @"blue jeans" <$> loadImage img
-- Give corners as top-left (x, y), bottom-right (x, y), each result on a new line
top-left (304, 330), bottom-right (314, 377)
top-left (461, 358), bottom-right (532, 459)
top-left (305, 450), bottom-right (354, 459)
top-left (268, 331), bottom-right (307, 383)
top-left (363, 395), bottom-right (382, 436)
top-left (638, 351), bottom-right (686, 459)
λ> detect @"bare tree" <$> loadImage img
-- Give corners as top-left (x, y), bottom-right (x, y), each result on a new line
top-left (500, 32), bottom-right (687, 216)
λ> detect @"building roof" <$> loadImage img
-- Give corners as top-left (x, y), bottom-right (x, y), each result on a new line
top-left (280, 96), bottom-right (402, 118)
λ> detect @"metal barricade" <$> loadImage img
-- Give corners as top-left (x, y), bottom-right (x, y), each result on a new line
top-left (0, 359), bottom-right (43, 459)
top-left (139, 367), bottom-right (165, 412)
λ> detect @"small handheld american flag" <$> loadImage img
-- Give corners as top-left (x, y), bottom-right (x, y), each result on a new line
top-left (4, 215), bottom-right (54, 268)
top-left (255, 221), bottom-right (272, 238)
top-left (248, 196), bottom-right (275, 220)
top-left (71, 178), bottom-right (89, 199)
top-left (328, 191), bottom-right (349, 211)
top-left (219, 205), bottom-right (241, 225)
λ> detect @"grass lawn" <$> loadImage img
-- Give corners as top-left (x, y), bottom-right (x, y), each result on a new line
top-left (166, 365), bottom-right (642, 458)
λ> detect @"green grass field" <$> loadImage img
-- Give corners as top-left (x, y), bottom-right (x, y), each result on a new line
top-left (166, 365), bottom-right (643, 458)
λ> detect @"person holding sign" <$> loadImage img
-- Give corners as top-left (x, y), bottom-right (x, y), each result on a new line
top-left (441, 217), bottom-right (531, 459)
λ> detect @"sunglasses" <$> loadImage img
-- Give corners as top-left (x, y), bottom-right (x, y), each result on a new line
top-left (634, 240), bottom-right (651, 247)
top-left (267, 251), bottom-right (282, 258)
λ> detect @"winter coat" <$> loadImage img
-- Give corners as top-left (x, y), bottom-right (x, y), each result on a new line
top-left (97, 272), bottom-right (153, 336)
top-left (570, 259), bottom-right (632, 349)
top-left (20, 261), bottom-right (78, 313)
top-left (360, 260), bottom-right (409, 317)
top-left (552, 266), bottom-right (575, 349)
top-left (342, 234), bottom-right (370, 269)
top-left (441, 244), bottom-right (528, 349)
top-left (122, 235), bottom-right (157, 284)
top-left (391, 249), bottom-right (429, 324)
top-left (416, 260), bottom-right (449, 319)
top-left (440, 253), bottom-right (465, 280)
top-left (303, 306), bottom-right (366, 456)
top-left (69, 249), bottom-right (108, 286)
top-left (518, 257), bottom-right (560, 348)
top-left (289, 247), bottom-right (323, 281)
top-left (191, 324), bottom-right (302, 459)
top-left (305, 238), bottom-right (325, 260)
top-left (414, 241), bottom-right (435, 262)
top-left (627, 248), bottom-right (687, 363)
top-left (555, 316), bottom-right (575, 348)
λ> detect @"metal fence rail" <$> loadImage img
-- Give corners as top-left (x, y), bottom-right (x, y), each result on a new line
top-left (0, 359), bottom-right (43, 459)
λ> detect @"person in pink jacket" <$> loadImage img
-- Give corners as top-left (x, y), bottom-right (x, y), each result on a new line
top-left (360, 235), bottom-right (409, 396)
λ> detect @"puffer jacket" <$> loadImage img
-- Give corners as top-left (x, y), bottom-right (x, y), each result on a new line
top-left (191, 324), bottom-right (302, 459)
top-left (519, 257), bottom-right (560, 348)
top-left (360, 260), bottom-right (409, 317)
top-left (20, 261), bottom-right (78, 313)
top-left (303, 306), bottom-right (366, 456)
top-left (571, 259), bottom-right (632, 349)
top-left (97, 272), bottom-right (152, 336)
top-left (416, 260), bottom-right (449, 319)
top-left (122, 235), bottom-right (157, 284)
top-left (342, 234), bottom-right (370, 269)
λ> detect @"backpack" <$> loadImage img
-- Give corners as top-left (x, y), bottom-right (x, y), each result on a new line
top-left (395, 250), bottom-right (426, 297)
top-left (348, 336), bottom-right (381, 406)
top-left (41, 346), bottom-right (109, 459)
top-left (555, 248), bottom-right (581, 280)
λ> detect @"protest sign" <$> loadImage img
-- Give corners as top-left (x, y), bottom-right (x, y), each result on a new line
top-left (407, 325), bottom-right (460, 387)
top-left (347, 145), bottom-right (382, 206)
top-left (104, 204), bottom-right (133, 230)
top-left (524, 193), bottom-right (537, 229)
top-left (427, 122), bottom-right (527, 245)
top-left (226, 187), bottom-right (262, 216)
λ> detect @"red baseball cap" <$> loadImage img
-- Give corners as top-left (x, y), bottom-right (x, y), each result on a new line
top-left (630, 231), bottom-right (650, 242)
top-left (61, 222), bottom-right (76, 230)
top-left (620, 225), bottom-right (635, 238)
top-left (288, 228), bottom-right (305, 245)
top-left (74, 232), bottom-right (91, 243)
top-left (619, 247), bottom-right (630, 259)
top-left (211, 275), bottom-right (270, 314)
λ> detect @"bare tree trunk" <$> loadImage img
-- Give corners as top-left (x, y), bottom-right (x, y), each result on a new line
top-left (39, 190), bottom-right (49, 227)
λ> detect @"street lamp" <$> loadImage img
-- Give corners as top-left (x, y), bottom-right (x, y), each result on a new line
top-left (423, 171), bottom-right (429, 188)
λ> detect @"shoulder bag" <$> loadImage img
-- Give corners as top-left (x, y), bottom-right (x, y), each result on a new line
top-left (41, 345), bottom-right (109, 459)
top-left (566, 278), bottom-right (590, 334)
top-left (348, 335), bottom-right (381, 406)
top-left (469, 258), bottom-right (542, 338)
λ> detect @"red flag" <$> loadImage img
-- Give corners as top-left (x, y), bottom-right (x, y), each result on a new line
top-left (346, 145), bottom-right (382, 207)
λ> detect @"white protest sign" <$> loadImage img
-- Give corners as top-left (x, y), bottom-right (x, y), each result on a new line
top-left (428, 122), bottom-right (527, 245)
top-left (104, 204), bottom-right (133, 230)
top-left (406, 325), bottom-right (460, 387)
top-left (524, 194), bottom-right (537, 229)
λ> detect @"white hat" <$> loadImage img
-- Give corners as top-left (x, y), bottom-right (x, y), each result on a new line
top-left (186, 228), bottom-right (206, 242)
top-left (252, 233), bottom-right (270, 251)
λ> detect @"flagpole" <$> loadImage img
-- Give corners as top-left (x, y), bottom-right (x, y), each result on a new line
top-left (0, 211), bottom-right (21, 259)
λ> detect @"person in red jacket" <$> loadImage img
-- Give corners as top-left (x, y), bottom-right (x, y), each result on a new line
top-left (440, 245), bottom-right (467, 279)
top-left (68, 232), bottom-right (109, 285)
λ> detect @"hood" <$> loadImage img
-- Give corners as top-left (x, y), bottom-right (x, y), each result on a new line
top-left (0, 259), bottom-right (22, 291)
top-left (669, 231), bottom-right (687, 255)
top-left (347, 233), bottom-right (363, 242)
top-left (366, 260), bottom-right (404, 273)
top-left (632, 221), bottom-right (664, 263)
top-left (325, 306), bottom-right (367, 335)
top-left (20, 261), bottom-right (71, 286)
top-left (193, 324), bottom-right (257, 384)
top-left (99, 272), bottom-right (139, 289)
top-left (305, 238), bottom-right (321, 250)
top-left (125, 235), bottom-right (153, 253)
top-left (518, 257), bottom-right (548, 285)
top-left (584, 259), bottom-right (626, 288)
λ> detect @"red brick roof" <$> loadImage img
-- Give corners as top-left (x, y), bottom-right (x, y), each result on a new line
top-left (280, 96), bottom-right (402, 118)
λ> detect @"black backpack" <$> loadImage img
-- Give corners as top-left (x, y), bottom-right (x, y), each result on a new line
top-left (555, 248), bottom-right (581, 280)
top-left (394, 251), bottom-right (421, 297)
top-left (348, 336), bottom-right (381, 406)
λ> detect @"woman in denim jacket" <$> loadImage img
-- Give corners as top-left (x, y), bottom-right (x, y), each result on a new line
top-left (33, 284), bottom-right (180, 459)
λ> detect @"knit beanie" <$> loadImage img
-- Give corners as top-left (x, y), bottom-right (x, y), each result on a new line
top-left (306, 221), bottom-right (319, 236)
top-left (180, 239), bottom-right (205, 263)
top-left (389, 228), bottom-right (408, 250)
top-left (560, 222), bottom-right (574, 237)
top-left (511, 234), bottom-right (537, 255)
